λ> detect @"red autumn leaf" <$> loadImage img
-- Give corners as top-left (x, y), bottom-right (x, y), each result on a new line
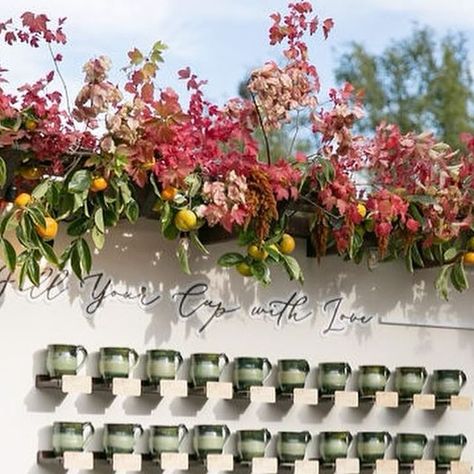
top-left (5, 31), bottom-right (16, 44)
top-left (178, 67), bottom-right (191, 79)
top-left (322, 18), bottom-right (334, 39)
top-left (141, 82), bottom-right (154, 103)
top-left (309, 15), bottom-right (318, 34)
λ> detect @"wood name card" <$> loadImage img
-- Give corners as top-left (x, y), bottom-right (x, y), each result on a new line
top-left (335, 458), bottom-right (360, 474)
top-left (112, 453), bottom-right (142, 471)
top-left (451, 461), bottom-right (472, 474)
top-left (63, 451), bottom-right (94, 470)
top-left (375, 391), bottom-right (398, 407)
top-left (293, 388), bottom-right (319, 405)
top-left (207, 454), bottom-right (234, 472)
top-left (376, 459), bottom-right (398, 474)
top-left (206, 381), bottom-right (233, 399)
top-left (451, 395), bottom-right (472, 411)
top-left (413, 460), bottom-right (436, 474)
top-left (335, 390), bottom-right (359, 407)
top-left (160, 379), bottom-right (188, 398)
top-left (112, 378), bottom-right (141, 397)
top-left (61, 375), bottom-right (92, 394)
top-left (250, 386), bottom-right (276, 403)
top-left (252, 457), bottom-right (278, 474)
top-left (294, 460), bottom-right (319, 474)
top-left (413, 394), bottom-right (435, 410)
top-left (160, 452), bottom-right (189, 470)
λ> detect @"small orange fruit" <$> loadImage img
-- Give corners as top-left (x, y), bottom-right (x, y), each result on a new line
top-left (19, 166), bottom-right (43, 180)
top-left (14, 193), bottom-right (32, 208)
top-left (161, 186), bottom-right (178, 201)
top-left (357, 203), bottom-right (367, 219)
top-left (463, 252), bottom-right (474, 266)
top-left (248, 244), bottom-right (268, 261)
top-left (36, 217), bottom-right (58, 241)
top-left (90, 177), bottom-right (108, 193)
top-left (236, 262), bottom-right (253, 277)
top-left (24, 119), bottom-right (38, 131)
top-left (174, 209), bottom-right (198, 232)
top-left (279, 233), bottom-right (296, 254)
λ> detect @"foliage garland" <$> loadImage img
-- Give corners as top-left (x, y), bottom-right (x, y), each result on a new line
top-left (0, 3), bottom-right (472, 299)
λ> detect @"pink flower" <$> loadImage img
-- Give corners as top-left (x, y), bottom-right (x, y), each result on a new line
top-left (406, 218), bottom-right (420, 233)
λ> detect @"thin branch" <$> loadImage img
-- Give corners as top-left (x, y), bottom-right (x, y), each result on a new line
top-left (48, 44), bottom-right (72, 117)
top-left (250, 92), bottom-right (272, 166)
top-left (299, 194), bottom-right (340, 220)
top-left (288, 110), bottom-right (300, 156)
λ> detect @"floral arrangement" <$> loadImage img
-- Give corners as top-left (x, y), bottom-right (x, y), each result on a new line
top-left (0, 2), bottom-right (472, 298)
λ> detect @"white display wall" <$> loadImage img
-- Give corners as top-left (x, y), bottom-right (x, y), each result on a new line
top-left (0, 219), bottom-right (473, 473)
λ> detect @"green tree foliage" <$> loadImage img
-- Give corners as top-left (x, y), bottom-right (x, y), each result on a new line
top-left (335, 27), bottom-right (474, 148)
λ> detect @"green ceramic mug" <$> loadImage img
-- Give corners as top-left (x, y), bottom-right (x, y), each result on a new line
top-left (146, 349), bottom-right (183, 383)
top-left (52, 422), bottom-right (94, 455)
top-left (99, 347), bottom-right (139, 380)
top-left (149, 424), bottom-right (188, 460)
top-left (190, 353), bottom-right (229, 388)
top-left (395, 367), bottom-right (427, 398)
top-left (234, 357), bottom-right (272, 391)
top-left (46, 344), bottom-right (88, 378)
top-left (237, 429), bottom-right (272, 463)
top-left (103, 423), bottom-right (144, 457)
top-left (277, 431), bottom-right (312, 463)
top-left (396, 433), bottom-right (428, 463)
top-left (357, 432), bottom-right (392, 463)
top-left (318, 362), bottom-right (352, 395)
top-left (432, 370), bottom-right (467, 399)
top-left (193, 424), bottom-right (231, 459)
top-left (319, 431), bottom-right (353, 462)
top-left (277, 359), bottom-right (310, 393)
top-left (358, 365), bottom-right (390, 397)
top-left (434, 435), bottom-right (467, 464)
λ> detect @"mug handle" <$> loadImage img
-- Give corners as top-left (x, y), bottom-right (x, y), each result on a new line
top-left (223, 425), bottom-right (231, 442)
top-left (133, 424), bottom-right (144, 440)
top-left (304, 431), bottom-right (312, 444)
top-left (347, 432), bottom-right (353, 445)
top-left (263, 429), bottom-right (272, 446)
top-left (76, 346), bottom-right (88, 372)
top-left (421, 367), bottom-right (428, 381)
top-left (461, 434), bottom-right (467, 446)
top-left (384, 367), bottom-right (391, 379)
top-left (82, 422), bottom-right (95, 448)
top-left (175, 352), bottom-right (184, 373)
top-left (178, 424), bottom-right (188, 447)
top-left (129, 349), bottom-right (140, 371)
top-left (302, 360), bottom-right (310, 374)
top-left (460, 370), bottom-right (467, 388)
top-left (218, 353), bottom-right (229, 375)
top-left (262, 358), bottom-right (272, 382)
top-left (345, 363), bottom-right (352, 376)
top-left (421, 434), bottom-right (428, 447)
top-left (384, 432), bottom-right (392, 448)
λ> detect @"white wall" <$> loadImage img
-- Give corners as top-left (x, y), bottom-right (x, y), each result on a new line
top-left (0, 219), bottom-right (473, 473)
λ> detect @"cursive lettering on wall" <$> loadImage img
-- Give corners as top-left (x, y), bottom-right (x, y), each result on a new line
top-left (172, 283), bottom-right (240, 333)
top-left (321, 297), bottom-right (374, 335)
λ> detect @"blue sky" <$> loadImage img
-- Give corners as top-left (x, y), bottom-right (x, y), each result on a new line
top-left (2, 0), bottom-right (474, 107)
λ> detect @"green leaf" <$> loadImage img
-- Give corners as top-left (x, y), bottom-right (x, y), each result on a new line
top-left (0, 210), bottom-right (15, 235)
top-left (91, 226), bottom-right (105, 250)
top-left (281, 254), bottom-right (304, 283)
top-left (451, 261), bottom-right (469, 292)
top-left (26, 206), bottom-right (46, 229)
top-left (190, 232), bottom-right (209, 255)
top-left (149, 174), bottom-right (160, 197)
top-left (119, 181), bottom-right (132, 205)
top-left (0, 156), bottom-right (6, 188)
top-left (405, 246), bottom-right (414, 273)
top-left (70, 245), bottom-right (83, 280)
top-left (94, 207), bottom-right (105, 233)
top-left (32, 180), bottom-right (50, 200)
top-left (177, 238), bottom-right (191, 275)
top-left (435, 265), bottom-right (452, 300)
top-left (38, 240), bottom-right (58, 266)
top-left (0, 238), bottom-right (16, 271)
top-left (68, 170), bottom-right (92, 193)
top-left (217, 253), bottom-right (244, 267)
top-left (67, 217), bottom-right (90, 237)
top-left (163, 224), bottom-right (179, 240)
top-left (185, 173), bottom-right (202, 198)
top-left (160, 202), bottom-right (173, 233)
top-left (443, 247), bottom-right (458, 262)
top-left (411, 243), bottom-right (424, 267)
top-left (77, 238), bottom-right (92, 275)
top-left (18, 259), bottom-right (28, 289)
top-left (406, 195), bottom-right (437, 205)
top-left (251, 261), bottom-right (271, 285)
top-left (125, 200), bottom-right (139, 223)
top-left (26, 257), bottom-right (40, 286)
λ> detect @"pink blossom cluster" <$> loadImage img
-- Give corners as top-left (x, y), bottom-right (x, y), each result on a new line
top-left (197, 171), bottom-right (248, 232)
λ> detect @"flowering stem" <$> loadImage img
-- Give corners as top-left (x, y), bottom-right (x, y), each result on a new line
top-left (48, 44), bottom-right (72, 117)
top-left (250, 92), bottom-right (271, 165)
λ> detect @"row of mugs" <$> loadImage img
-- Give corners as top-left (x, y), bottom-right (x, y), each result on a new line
top-left (52, 423), bottom-right (467, 465)
top-left (45, 345), bottom-right (467, 398)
